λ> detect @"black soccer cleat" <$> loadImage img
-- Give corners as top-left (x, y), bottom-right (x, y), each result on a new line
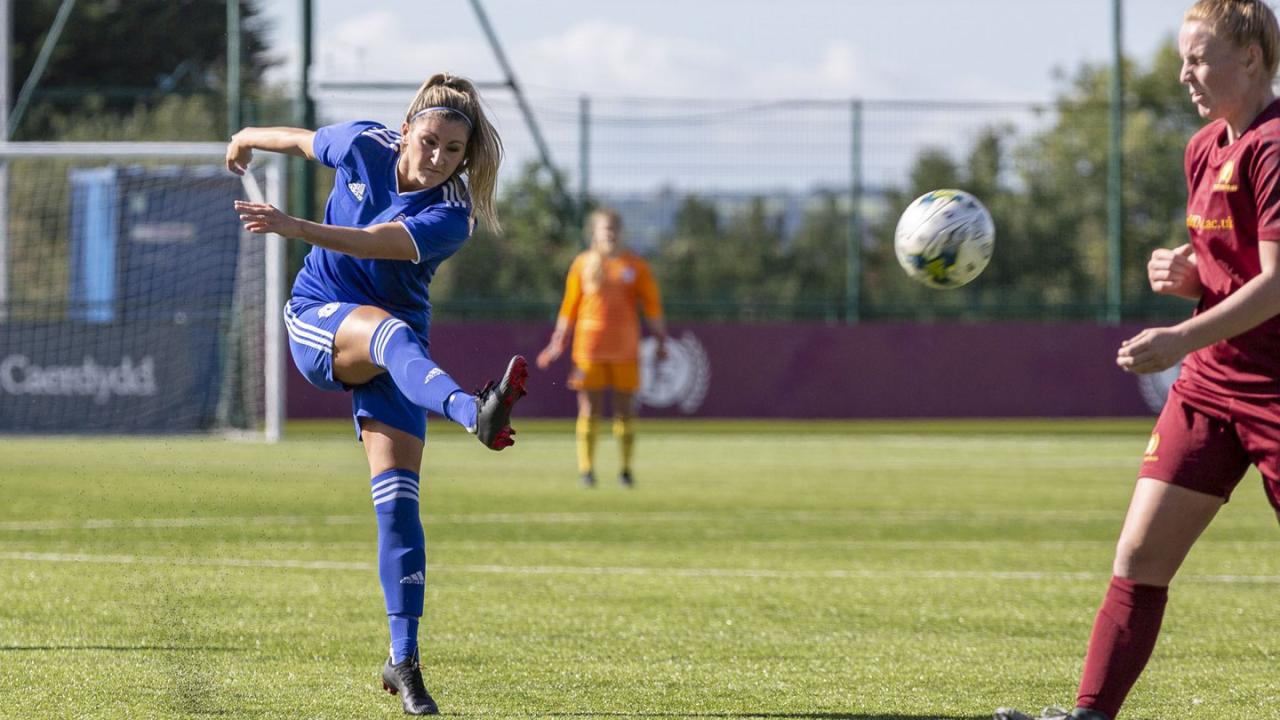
top-left (580, 471), bottom-right (597, 488)
top-left (472, 355), bottom-right (528, 450)
top-left (381, 653), bottom-right (439, 716)
top-left (619, 470), bottom-right (634, 488)
top-left (994, 707), bottom-right (1109, 720)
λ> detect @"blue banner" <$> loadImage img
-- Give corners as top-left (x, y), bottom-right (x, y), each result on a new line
top-left (0, 321), bottom-right (225, 433)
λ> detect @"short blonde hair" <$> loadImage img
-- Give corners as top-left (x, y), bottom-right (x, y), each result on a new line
top-left (1186, 0), bottom-right (1280, 78)
top-left (405, 73), bottom-right (504, 233)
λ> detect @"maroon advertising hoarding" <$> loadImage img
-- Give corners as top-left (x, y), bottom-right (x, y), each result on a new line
top-left (288, 322), bottom-right (1176, 420)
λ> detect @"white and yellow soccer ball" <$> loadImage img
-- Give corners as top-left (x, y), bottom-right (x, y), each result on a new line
top-left (893, 189), bottom-right (995, 289)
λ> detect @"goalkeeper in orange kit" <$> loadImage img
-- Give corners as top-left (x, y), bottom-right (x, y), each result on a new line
top-left (537, 208), bottom-right (667, 487)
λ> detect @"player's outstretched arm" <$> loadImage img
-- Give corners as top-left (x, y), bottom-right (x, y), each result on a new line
top-left (234, 200), bottom-right (418, 261)
top-left (1147, 243), bottom-right (1201, 300)
top-left (226, 127), bottom-right (317, 175)
top-left (536, 317), bottom-right (571, 370)
top-left (644, 315), bottom-right (669, 361)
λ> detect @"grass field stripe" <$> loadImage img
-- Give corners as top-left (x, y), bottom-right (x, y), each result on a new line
top-left (0, 551), bottom-right (372, 571)
top-left (4, 551), bottom-right (1280, 586)
top-left (0, 515), bottom-right (368, 531)
top-left (0, 507), bottom-right (1196, 531)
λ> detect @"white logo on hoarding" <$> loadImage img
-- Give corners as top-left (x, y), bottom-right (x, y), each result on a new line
top-left (0, 355), bottom-right (158, 404)
top-left (1136, 359), bottom-right (1182, 414)
top-left (638, 331), bottom-right (710, 414)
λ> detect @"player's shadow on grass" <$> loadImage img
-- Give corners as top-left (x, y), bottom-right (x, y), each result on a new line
top-left (0, 645), bottom-right (238, 652)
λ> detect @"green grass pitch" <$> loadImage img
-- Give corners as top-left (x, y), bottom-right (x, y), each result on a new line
top-left (2, 419), bottom-right (1277, 719)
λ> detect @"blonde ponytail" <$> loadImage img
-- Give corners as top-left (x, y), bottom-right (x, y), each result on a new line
top-left (405, 73), bottom-right (504, 233)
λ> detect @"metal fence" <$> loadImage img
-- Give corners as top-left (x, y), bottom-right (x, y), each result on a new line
top-left (307, 87), bottom-right (1195, 323)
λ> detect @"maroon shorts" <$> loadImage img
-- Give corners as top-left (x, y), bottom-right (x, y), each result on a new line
top-left (1140, 379), bottom-right (1280, 510)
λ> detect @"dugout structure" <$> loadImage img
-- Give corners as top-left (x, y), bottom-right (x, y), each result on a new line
top-left (0, 143), bottom-right (286, 441)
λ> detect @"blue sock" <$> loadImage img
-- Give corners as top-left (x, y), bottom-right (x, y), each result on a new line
top-left (444, 389), bottom-right (477, 431)
top-left (388, 614), bottom-right (419, 665)
top-left (370, 317), bottom-right (473, 429)
top-left (371, 468), bottom-right (425, 664)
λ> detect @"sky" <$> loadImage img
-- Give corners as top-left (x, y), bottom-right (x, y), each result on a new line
top-left (251, 0), bottom-right (1191, 194)
top-left (259, 0), bottom-right (1184, 101)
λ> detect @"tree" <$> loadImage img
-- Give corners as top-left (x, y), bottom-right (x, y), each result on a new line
top-left (772, 191), bottom-right (847, 320)
top-left (862, 36), bottom-right (1198, 321)
top-left (12, 0), bottom-right (277, 140)
top-left (430, 163), bottom-right (581, 319)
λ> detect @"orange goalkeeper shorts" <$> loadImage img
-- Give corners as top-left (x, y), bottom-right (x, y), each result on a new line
top-left (568, 360), bottom-right (640, 393)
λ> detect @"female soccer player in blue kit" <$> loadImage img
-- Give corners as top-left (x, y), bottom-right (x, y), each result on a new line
top-left (227, 72), bottom-right (526, 716)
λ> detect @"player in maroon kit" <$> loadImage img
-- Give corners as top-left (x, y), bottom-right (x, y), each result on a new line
top-left (997, 2), bottom-right (1280, 719)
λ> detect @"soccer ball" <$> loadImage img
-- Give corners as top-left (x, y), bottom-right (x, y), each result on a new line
top-left (893, 189), bottom-right (995, 289)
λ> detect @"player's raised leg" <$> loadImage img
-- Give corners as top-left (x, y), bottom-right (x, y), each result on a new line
top-left (333, 305), bottom-right (526, 450)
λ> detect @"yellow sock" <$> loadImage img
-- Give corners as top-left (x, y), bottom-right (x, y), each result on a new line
top-left (613, 416), bottom-right (635, 473)
top-left (575, 415), bottom-right (597, 474)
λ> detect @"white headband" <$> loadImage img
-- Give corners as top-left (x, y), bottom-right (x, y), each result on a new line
top-left (409, 106), bottom-right (473, 130)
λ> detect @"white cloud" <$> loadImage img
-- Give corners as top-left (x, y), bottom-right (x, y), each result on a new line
top-left (743, 42), bottom-right (882, 99)
top-left (315, 9), bottom-right (501, 81)
top-left (304, 10), bottom-right (1056, 103)
top-left (519, 21), bottom-right (734, 97)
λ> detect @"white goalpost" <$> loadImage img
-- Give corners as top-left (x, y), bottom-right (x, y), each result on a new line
top-left (0, 142), bottom-right (287, 441)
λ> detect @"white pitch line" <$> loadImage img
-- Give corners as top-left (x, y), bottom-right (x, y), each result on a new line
top-left (0, 507), bottom-right (1134, 532)
top-left (2, 551), bottom-right (1279, 586)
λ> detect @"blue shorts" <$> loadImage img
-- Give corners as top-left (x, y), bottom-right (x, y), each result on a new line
top-left (283, 297), bottom-right (428, 441)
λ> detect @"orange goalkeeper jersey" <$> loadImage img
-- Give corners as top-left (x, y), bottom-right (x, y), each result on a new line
top-left (557, 250), bottom-right (663, 364)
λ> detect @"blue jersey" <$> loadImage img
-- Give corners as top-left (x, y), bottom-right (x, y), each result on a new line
top-left (290, 120), bottom-right (473, 339)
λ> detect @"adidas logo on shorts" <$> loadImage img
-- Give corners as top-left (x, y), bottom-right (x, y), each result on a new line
top-left (348, 182), bottom-right (366, 202)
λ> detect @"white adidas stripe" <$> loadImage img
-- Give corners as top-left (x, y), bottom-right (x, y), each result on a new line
top-left (372, 485), bottom-right (420, 504)
top-left (285, 329), bottom-right (331, 355)
top-left (361, 128), bottom-right (398, 150)
top-left (284, 303), bottom-right (335, 340)
top-left (284, 317), bottom-right (333, 354)
top-left (370, 321), bottom-right (393, 365)
top-left (373, 484), bottom-right (419, 502)
top-left (371, 474), bottom-right (420, 506)
top-left (282, 307), bottom-right (337, 355)
top-left (284, 313), bottom-right (333, 345)
top-left (443, 180), bottom-right (468, 208)
top-left (371, 475), bottom-right (418, 493)
top-left (372, 483), bottom-right (419, 501)
top-left (372, 319), bottom-right (408, 366)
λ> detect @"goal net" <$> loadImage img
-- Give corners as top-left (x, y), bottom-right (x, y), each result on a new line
top-left (0, 143), bottom-right (286, 440)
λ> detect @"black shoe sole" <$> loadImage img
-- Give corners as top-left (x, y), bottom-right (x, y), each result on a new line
top-left (477, 356), bottom-right (528, 450)
top-left (499, 355), bottom-right (528, 406)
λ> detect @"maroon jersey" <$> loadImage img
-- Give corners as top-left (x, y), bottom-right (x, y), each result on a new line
top-left (1181, 99), bottom-right (1280, 397)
